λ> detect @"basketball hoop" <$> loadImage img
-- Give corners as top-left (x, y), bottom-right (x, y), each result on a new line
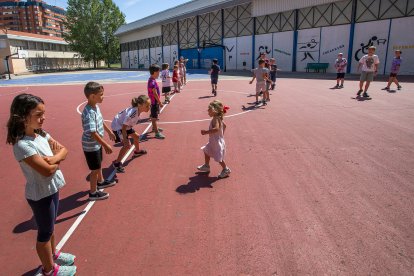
top-left (18, 49), bottom-right (28, 59)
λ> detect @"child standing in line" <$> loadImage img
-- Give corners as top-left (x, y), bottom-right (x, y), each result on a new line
top-left (269, 58), bottom-right (278, 90)
top-left (111, 95), bottom-right (151, 173)
top-left (179, 59), bottom-right (185, 87)
top-left (357, 46), bottom-right (380, 98)
top-left (81, 82), bottom-right (117, 201)
top-left (334, 53), bottom-right (347, 88)
top-left (209, 58), bottom-right (221, 96)
top-left (197, 100), bottom-right (231, 179)
top-left (264, 61), bottom-right (272, 101)
top-left (161, 63), bottom-right (172, 103)
top-left (148, 64), bottom-right (166, 139)
top-left (383, 50), bottom-right (402, 91)
top-left (249, 59), bottom-right (272, 105)
top-left (180, 56), bottom-right (188, 85)
top-left (174, 60), bottom-right (182, 91)
top-left (172, 65), bottom-right (180, 93)
top-left (7, 94), bottom-right (76, 276)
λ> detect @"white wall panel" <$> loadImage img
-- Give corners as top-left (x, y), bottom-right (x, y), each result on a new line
top-left (385, 17), bottom-right (414, 75)
top-left (273, 31), bottom-right (294, 71)
top-left (163, 45), bottom-right (171, 65)
top-left (224, 37), bottom-right (237, 70)
top-left (319, 24), bottom-right (350, 73)
top-left (351, 20), bottom-right (390, 73)
top-left (297, 28), bottom-right (321, 72)
top-left (255, 33), bottom-right (273, 62)
top-left (121, 51), bottom-right (129, 69)
top-left (236, 36), bottom-right (252, 70)
top-left (139, 49), bottom-right (150, 68)
top-left (150, 47), bottom-right (162, 65)
top-left (129, 50), bottom-right (139, 69)
top-left (170, 45), bottom-right (179, 64)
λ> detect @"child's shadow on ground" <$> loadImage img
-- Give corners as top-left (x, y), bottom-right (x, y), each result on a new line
top-left (13, 191), bottom-right (89, 234)
top-left (351, 96), bottom-right (372, 101)
top-left (387, 89), bottom-right (397, 93)
top-left (22, 266), bottom-right (42, 276)
top-left (176, 173), bottom-right (219, 194)
top-left (198, 95), bottom-right (215, 99)
top-left (242, 104), bottom-right (265, 111)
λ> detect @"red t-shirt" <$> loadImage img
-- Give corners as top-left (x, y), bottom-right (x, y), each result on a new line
top-left (172, 70), bottom-right (179, 83)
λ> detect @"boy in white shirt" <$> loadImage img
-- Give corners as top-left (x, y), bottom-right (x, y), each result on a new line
top-left (334, 53), bottom-right (347, 88)
top-left (161, 63), bottom-right (172, 103)
top-left (357, 46), bottom-right (380, 98)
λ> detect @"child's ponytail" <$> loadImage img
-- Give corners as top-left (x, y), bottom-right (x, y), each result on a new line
top-left (132, 95), bottom-right (150, 107)
top-left (209, 100), bottom-right (229, 121)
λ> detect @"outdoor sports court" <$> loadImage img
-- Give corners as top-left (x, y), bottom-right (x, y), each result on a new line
top-left (1, 71), bottom-right (413, 275)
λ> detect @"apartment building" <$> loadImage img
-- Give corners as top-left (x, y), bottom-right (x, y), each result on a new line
top-left (0, 0), bottom-right (66, 37)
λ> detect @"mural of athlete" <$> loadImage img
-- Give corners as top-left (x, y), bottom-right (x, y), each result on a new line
top-left (357, 46), bottom-right (380, 98)
top-left (354, 35), bottom-right (387, 61)
top-left (257, 46), bottom-right (271, 61)
top-left (299, 39), bottom-right (318, 61)
top-left (382, 50), bottom-right (402, 91)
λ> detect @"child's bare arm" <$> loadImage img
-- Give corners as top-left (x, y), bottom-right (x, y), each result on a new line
top-left (223, 121), bottom-right (227, 134)
top-left (152, 88), bottom-right (163, 106)
top-left (91, 132), bottom-right (112, 154)
top-left (24, 154), bottom-right (59, 177)
top-left (122, 125), bottom-right (131, 148)
top-left (249, 74), bottom-right (256, 84)
top-left (201, 118), bottom-right (220, 135)
top-left (104, 123), bottom-right (115, 141)
top-left (45, 136), bottom-right (68, 165)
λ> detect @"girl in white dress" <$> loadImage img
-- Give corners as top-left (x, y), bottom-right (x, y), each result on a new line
top-left (197, 100), bottom-right (231, 179)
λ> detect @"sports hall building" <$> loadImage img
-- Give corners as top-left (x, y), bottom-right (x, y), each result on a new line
top-left (116, 0), bottom-right (414, 75)
top-left (0, 29), bottom-right (95, 74)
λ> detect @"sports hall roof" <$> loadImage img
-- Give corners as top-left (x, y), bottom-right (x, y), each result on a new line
top-left (115, 0), bottom-right (251, 36)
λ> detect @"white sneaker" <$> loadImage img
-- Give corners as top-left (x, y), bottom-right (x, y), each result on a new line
top-left (197, 164), bottom-right (210, 172)
top-left (218, 168), bottom-right (231, 179)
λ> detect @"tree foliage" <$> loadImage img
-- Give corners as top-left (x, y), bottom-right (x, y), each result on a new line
top-left (63, 0), bottom-right (125, 68)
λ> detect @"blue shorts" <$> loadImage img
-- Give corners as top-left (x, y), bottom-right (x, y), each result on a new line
top-left (27, 192), bottom-right (59, 242)
top-left (211, 76), bottom-right (218, 84)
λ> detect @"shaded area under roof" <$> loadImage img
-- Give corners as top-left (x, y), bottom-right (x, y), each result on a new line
top-left (115, 0), bottom-right (251, 36)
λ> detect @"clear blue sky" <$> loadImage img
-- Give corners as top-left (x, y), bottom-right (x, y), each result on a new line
top-left (52, 0), bottom-right (193, 23)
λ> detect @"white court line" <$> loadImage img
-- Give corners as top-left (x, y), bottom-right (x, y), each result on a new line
top-left (76, 89), bottom-right (254, 126)
top-left (57, 92), bottom-right (176, 251)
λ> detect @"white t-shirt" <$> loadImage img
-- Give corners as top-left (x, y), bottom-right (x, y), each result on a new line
top-left (359, 54), bottom-right (380, 72)
top-left (13, 133), bottom-right (65, 201)
top-left (111, 107), bottom-right (141, 131)
top-left (161, 69), bottom-right (171, 87)
top-left (335, 58), bottom-right (347, 73)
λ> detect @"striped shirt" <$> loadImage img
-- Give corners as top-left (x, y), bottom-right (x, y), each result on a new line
top-left (81, 104), bottom-right (104, 152)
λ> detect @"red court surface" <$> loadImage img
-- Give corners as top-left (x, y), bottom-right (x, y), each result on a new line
top-left (0, 77), bottom-right (413, 275)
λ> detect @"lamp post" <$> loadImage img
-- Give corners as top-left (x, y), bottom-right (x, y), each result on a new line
top-left (4, 52), bottom-right (18, 80)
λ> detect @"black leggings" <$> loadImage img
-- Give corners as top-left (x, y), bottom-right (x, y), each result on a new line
top-left (27, 192), bottom-right (59, 242)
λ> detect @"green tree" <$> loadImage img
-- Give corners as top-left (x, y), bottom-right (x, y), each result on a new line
top-left (64, 0), bottom-right (125, 68)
